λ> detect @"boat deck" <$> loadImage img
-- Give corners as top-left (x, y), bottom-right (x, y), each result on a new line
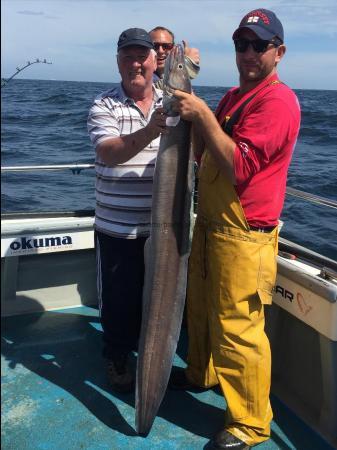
top-left (1, 306), bottom-right (335, 450)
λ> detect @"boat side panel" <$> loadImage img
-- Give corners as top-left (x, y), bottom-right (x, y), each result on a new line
top-left (1, 249), bottom-right (98, 316)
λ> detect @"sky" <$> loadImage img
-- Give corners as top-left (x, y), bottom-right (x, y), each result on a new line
top-left (2, 0), bottom-right (337, 90)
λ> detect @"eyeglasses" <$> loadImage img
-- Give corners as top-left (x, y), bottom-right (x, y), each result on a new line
top-left (153, 42), bottom-right (174, 51)
top-left (234, 38), bottom-right (279, 53)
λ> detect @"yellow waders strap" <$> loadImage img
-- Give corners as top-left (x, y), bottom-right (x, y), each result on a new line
top-left (221, 80), bottom-right (282, 137)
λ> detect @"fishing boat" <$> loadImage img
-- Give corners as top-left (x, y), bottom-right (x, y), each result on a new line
top-left (1, 163), bottom-right (337, 450)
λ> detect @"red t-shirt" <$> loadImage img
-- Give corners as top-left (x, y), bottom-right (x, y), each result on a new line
top-left (215, 74), bottom-right (301, 227)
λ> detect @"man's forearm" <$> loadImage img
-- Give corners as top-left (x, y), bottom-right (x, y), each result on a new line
top-left (97, 126), bottom-right (158, 166)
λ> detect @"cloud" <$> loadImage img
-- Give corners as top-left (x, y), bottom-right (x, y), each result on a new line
top-left (17, 10), bottom-right (44, 16)
top-left (16, 9), bottom-right (59, 19)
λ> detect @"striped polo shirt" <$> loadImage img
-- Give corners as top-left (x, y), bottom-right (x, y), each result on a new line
top-left (87, 83), bottom-right (163, 238)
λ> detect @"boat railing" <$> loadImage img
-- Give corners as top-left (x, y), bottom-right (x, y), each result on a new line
top-left (1, 164), bottom-right (337, 210)
top-left (1, 163), bottom-right (95, 175)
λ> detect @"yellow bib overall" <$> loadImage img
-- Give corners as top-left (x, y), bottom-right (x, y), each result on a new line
top-left (186, 150), bottom-right (278, 445)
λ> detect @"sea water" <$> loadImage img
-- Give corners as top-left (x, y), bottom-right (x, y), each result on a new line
top-left (1, 79), bottom-right (336, 259)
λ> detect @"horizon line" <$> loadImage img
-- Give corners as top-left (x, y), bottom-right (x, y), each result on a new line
top-left (1, 77), bottom-right (336, 92)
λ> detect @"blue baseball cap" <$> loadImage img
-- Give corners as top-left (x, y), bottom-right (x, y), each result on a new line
top-left (117, 28), bottom-right (154, 50)
top-left (233, 9), bottom-right (284, 43)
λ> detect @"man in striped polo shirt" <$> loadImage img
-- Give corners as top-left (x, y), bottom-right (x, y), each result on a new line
top-left (87, 28), bottom-right (167, 392)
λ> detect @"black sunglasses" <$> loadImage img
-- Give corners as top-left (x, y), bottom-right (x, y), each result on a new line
top-left (234, 38), bottom-right (279, 53)
top-left (153, 42), bottom-right (174, 51)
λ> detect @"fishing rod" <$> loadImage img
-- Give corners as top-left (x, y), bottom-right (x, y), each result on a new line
top-left (1, 58), bottom-right (52, 88)
top-left (1, 164), bottom-right (337, 210)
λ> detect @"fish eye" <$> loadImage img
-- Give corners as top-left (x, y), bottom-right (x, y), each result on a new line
top-left (178, 64), bottom-right (183, 69)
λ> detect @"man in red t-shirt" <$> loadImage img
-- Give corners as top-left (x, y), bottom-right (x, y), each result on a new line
top-left (169, 9), bottom-right (301, 450)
